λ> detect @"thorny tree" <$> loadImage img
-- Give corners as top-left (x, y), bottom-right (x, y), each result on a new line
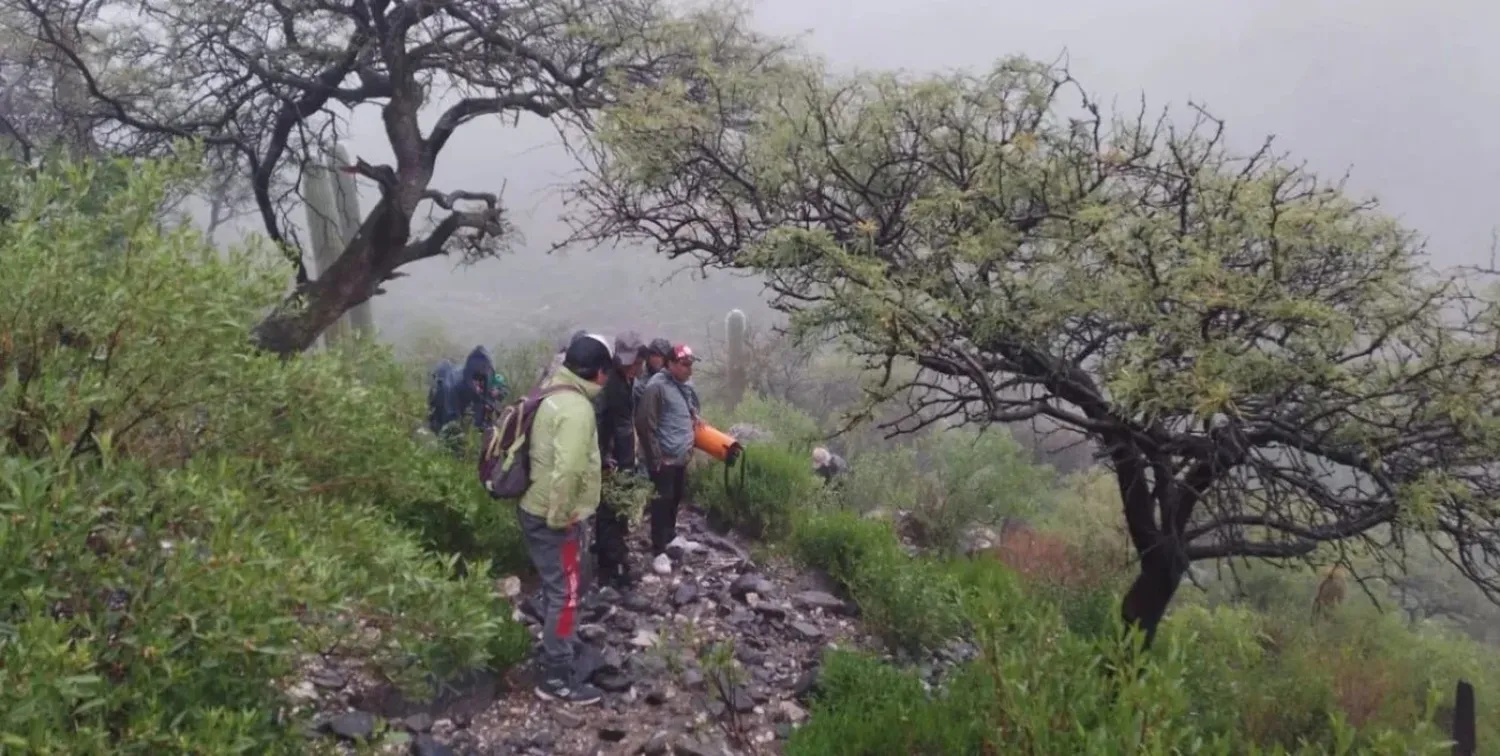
top-left (566, 55), bottom-right (1500, 642)
top-left (7, 0), bottom-right (766, 355)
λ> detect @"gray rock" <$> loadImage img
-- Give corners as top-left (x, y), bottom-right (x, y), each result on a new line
top-left (735, 646), bottom-right (767, 666)
top-left (729, 574), bottom-right (774, 600)
top-left (623, 593), bottom-right (655, 614)
top-left (578, 623), bottom-right (609, 643)
top-left (729, 686), bottom-right (756, 713)
top-left (751, 603), bottom-right (789, 620)
top-left (403, 712), bottom-right (435, 733)
top-left (553, 709), bottom-right (585, 729)
top-left (643, 731), bottom-right (673, 755)
top-left (594, 671), bottom-right (633, 693)
top-left (411, 734), bottom-right (456, 756)
top-left (792, 591), bottom-right (850, 614)
top-left (322, 711), bottom-right (376, 742)
top-left (310, 668), bottom-right (347, 689)
top-left (672, 582), bottom-right (700, 607)
top-left (790, 621), bottom-right (824, 640)
top-left (680, 668), bottom-right (705, 689)
top-left (674, 735), bottom-right (713, 756)
top-left (530, 730), bottom-right (556, 748)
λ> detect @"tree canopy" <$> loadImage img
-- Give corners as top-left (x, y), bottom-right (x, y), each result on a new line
top-left (6, 0), bottom-right (770, 353)
top-left (568, 55), bottom-right (1500, 640)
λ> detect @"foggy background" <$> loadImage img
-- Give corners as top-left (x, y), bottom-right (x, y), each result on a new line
top-left (224, 0), bottom-right (1500, 353)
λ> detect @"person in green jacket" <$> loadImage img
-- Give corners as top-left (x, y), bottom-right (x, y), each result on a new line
top-left (517, 332), bottom-right (614, 705)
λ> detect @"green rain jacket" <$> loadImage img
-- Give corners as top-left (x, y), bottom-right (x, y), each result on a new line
top-left (516, 367), bottom-right (604, 529)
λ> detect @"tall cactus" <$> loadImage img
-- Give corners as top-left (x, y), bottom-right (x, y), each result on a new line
top-left (302, 140), bottom-right (373, 349)
top-left (302, 160), bottom-right (347, 348)
top-left (329, 145), bottom-right (373, 339)
top-left (725, 308), bottom-right (748, 410)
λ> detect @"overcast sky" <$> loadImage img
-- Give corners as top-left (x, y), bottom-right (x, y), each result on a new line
top-left (349, 0), bottom-right (1500, 349)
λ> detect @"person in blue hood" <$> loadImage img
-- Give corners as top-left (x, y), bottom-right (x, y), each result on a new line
top-left (428, 346), bottom-right (505, 437)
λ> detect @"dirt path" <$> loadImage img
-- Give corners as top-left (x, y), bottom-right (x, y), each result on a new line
top-left (300, 506), bottom-right (881, 755)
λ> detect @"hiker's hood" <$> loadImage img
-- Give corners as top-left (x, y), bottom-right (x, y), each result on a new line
top-left (463, 346), bottom-right (495, 382)
top-left (546, 365), bottom-right (605, 398)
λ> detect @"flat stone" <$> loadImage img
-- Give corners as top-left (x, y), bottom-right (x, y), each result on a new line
top-left (411, 734), bottom-right (456, 756)
top-left (623, 593), bottom-right (655, 613)
top-left (792, 591), bottom-right (848, 613)
top-left (310, 668), bottom-right (347, 689)
top-left (674, 735), bottom-right (713, 756)
top-left (403, 712), bottom-right (434, 733)
top-left (729, 574), bottom-right (774, 600)
top-left (790, 621), bottom-right (824, 640)
top-left (643, 731), bottom-right (673, 755)
top-left (322, 711), bottom-right (376, 742)
top-left (578, 623), bottom-right (609, 643)
top-left (630, 629), bottom-right (660, 649)
top-left (554, 709), bottom-right (586, 729)
top-left (594, 671), bottom-right (634, 693)
top-left (672, 582), bottom-right (700, 607)
top-left (751, 603), bottom-right (789, 620)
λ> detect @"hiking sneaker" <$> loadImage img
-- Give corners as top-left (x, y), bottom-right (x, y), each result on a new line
top-left (534, 676), bottom-right (604, 706)
top-left (652, 553), bottom-right (673, 575)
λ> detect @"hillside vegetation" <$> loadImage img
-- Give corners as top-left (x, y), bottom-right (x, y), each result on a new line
top-left (3, 148), bottom-right (1498, 755)
top-left (0, 155), bottom-right (531, 754)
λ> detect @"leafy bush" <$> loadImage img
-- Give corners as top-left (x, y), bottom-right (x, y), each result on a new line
top-left (0, 153), bottom-right (528, 753)
top-left (789, 508), bottom-right (964, 652)
top-left (691, 443), bottom-right (826, 540)
top-left (793, 555), bottom-right (1458, 754)
top-left (906, 428), bottom-right (1055, 554)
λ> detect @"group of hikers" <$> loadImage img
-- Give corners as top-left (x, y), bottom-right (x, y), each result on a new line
top-left (427, 331), bottom-right (719, 705)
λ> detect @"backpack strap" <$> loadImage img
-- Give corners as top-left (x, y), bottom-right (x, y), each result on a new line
top-left (512, 383), bottom-right (588, 454)
top-left (668, 378), bottom-right (700, 424)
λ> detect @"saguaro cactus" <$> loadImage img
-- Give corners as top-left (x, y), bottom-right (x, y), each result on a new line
top-left (725, 308), bottom-right (748, 410)
top-left (329, 145), bottom-right (373, 339)
top-left (302, 141), bottom-right (373, 348)
top-left (301, 160), bottom-right (347, 347)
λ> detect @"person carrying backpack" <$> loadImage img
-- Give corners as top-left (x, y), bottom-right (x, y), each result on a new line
top-left (513, 333), bottom-right (614, 705)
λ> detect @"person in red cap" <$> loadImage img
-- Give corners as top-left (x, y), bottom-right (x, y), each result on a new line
top-left (633, 343), bottom-right (701, 575)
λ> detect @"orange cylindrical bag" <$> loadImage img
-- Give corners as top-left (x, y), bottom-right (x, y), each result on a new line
top-left (693, 421), bottom-right (743, 463)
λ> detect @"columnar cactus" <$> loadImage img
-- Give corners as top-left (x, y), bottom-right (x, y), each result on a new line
top-left (725, 308), bottom-right (748, 410)
top-left (301, 159), bottom-right (347, 348)
top-left (302, 141), bottom-right (373, 348)
top-left (329, 145), bottom-right (373, 339)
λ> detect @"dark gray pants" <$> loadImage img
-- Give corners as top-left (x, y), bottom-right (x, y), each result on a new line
top-left (516, 508), bottom-right (589, 681)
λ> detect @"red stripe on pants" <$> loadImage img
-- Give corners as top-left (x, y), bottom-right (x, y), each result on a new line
top-left (558, 532), bottom-right (580, 639)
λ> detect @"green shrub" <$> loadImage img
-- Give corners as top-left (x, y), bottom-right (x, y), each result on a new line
top-left (907, 428), bottom-right (1055, 554)
top-left (703, 392), bottom-right (822, 446)
top-left (0, 153), bottom-right (528, 753)
top-left (793, 554), bottom-right (1453, 755)
top-left (789, 508), bottom-right (964, 652)
top-left (836, 445), bottom-right (921, 513)
top-left (691, 442), bottom-right (826, 540)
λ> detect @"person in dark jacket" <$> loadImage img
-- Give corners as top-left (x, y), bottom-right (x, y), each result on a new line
top-left (592, 331), bottom-right (647, 588)
top-left (632, 338), bottom-right (674, 407)
top-left (428, 345), bottom-right (501, 436)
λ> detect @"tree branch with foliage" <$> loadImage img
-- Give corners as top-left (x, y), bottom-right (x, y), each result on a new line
top-left (566, 54), bottom-right (1500, 643)
top-left (6, 0), bottom-right (769, 354)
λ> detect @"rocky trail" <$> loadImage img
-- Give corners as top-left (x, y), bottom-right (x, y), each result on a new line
top-left (292, 505), bottom-right (958, 755)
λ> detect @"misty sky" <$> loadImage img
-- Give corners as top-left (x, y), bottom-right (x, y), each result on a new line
top-left (344, 0), bottom-right (1500, 351)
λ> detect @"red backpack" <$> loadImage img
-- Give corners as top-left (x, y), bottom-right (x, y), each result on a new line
top-left (479, 384), bottom-right (585, 499)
